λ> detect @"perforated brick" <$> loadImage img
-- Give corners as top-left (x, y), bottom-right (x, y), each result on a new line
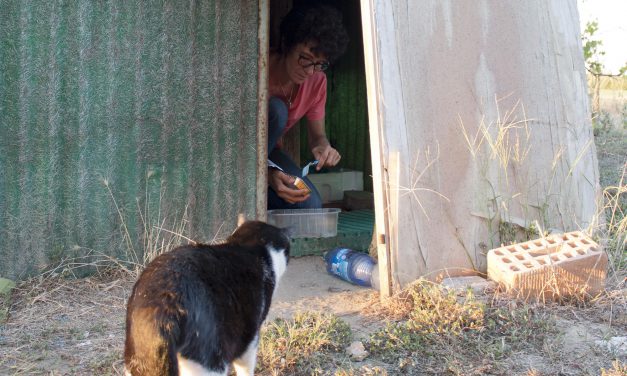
top-left (487, 231), bottom-right (607, 300)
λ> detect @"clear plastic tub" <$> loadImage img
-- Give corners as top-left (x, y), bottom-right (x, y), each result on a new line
top-left (267, 208), bottom-right (340, 238)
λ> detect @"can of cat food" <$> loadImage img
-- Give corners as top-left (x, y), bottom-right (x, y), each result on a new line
top-left (292, 176), bottom-right (311, 194)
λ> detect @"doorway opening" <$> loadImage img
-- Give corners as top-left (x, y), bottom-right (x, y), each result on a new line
top-left (266, 0), bottom-right (375, 258)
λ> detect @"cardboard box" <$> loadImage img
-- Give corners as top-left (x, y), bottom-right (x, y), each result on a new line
top-left (308, 169), bottom-right (363, 203)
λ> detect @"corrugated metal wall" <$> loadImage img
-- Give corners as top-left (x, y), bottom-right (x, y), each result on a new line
top-left (0, 0), bottom-right (260, 279)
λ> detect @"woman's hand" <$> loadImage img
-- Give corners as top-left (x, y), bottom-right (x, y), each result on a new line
top-left (268, 169), bottom-right (310, 204)
top-left (307, 119), bottom-right (340, 170)
top-left (311, 143), bottom-right (341, 169)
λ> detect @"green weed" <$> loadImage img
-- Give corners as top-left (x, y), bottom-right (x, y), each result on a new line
top-left (594, 126), bottom-right (626, 279)
top-left (257, 312), bottom-right (352, 375)
top-left (0, 278), bottom-right (15, 324)
top-left (365, 280), bottom-right (553, 371)
top-left (593, 110), bottom-right (615, 136)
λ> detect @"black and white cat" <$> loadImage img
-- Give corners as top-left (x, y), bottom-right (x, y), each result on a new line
top-left (124, 221), bottom-right (290, 376)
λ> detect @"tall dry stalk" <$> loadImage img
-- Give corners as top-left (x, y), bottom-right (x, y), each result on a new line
top-left (389, 143), bottom-right (450, 220)
top-left (458, 95), bottom-right (537, 247)
top-left (598, 165), bottom-right (626, 279)
top-left (104, 172), bottom-right (193, 276)
top-left (458, 95), bottom-right (532, 187)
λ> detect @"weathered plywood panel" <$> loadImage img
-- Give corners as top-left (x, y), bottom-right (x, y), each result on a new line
top-left (367, 0), bottom-right (599, 289)
top-left (0, 0), bottom-right (260, 279)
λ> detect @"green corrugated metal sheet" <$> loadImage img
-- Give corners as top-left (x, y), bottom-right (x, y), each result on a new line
top-left (300, 1), bottom-right (371, 192)
top-left (0, 0), bottom-right (260, 279)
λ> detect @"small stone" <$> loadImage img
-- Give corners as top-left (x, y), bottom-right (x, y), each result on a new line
top-left (399, 357), bottom-right (413, 370)
top-left (441, 276), bottom-right (496, 295)
top-left (346, 341), bottom-right (369, 362)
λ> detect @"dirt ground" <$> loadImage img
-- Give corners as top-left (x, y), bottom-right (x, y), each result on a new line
top-left (0, 255), bottom-right (625, 375)
top-left (0, 256), bottom-right (381, 375)
top-left (270, 256), bottom-right (380, 339)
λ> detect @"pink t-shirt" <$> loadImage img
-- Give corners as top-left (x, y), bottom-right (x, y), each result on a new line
top-left (284, 72), bottom-right (327, 133)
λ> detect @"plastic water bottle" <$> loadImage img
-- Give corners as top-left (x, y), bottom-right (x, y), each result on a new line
top-left (324, 247), bottom-right (376, 287)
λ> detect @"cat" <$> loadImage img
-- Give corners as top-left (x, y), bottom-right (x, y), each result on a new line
top-left (124, 220), bottom-right (291, 376)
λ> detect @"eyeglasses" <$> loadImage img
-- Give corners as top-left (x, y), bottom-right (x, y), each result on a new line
top-left (298, 55), bottom-right (329, 72)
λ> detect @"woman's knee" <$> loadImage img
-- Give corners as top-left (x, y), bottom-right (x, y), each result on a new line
top-left (302, 192), bottom-right (322, 209)
top-left (268, 97), bottom-right (288, 129)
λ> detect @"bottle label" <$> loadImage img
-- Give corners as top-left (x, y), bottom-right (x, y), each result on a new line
top-left (328, 248), bottom-right (352, 282)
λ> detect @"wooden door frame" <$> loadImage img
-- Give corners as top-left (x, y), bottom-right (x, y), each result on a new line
top-left (360, 0), bottom-right (392, 297)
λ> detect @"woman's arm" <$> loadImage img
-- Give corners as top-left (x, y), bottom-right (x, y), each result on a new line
top-left (307, 118), bottom-right (341, 170)
top-left (268, 168), bottom-right (311, 204)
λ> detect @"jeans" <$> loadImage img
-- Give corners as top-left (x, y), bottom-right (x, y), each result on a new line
top-left (267, 97), bottom-right (322, 210)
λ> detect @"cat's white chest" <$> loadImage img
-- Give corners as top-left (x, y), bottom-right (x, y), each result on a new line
top-left (267, 245), bottom-right (288, 289)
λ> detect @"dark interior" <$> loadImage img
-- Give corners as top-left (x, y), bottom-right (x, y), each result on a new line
top-left (269, 0), bottom-right (374, 256)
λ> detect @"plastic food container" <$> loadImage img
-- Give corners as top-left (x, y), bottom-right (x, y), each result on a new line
top-left (267, 208), bottom-right (340, 238)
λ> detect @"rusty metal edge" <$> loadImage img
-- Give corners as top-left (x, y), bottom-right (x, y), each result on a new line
top-left (256, 0), bottom-right (270, 221)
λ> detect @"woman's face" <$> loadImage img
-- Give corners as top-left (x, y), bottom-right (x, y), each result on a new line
top-left (284, 42), bottom-right (329, 84)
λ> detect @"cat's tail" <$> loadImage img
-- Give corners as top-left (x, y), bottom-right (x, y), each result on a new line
top-left (124, 307), bottom-right (180, 376)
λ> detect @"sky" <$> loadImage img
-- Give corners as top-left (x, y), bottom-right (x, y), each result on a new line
top-left (577, 0), bottom-right (627, 74)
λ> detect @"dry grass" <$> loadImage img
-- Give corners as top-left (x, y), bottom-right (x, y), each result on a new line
top-left (361, 288), bottom-right (415, 322)
top-left (0, 177), bottom-right (198, 374)
top-left (0, 260), bottom-right (624, 375)
top-left (601, 360), bottom-right (627, 376)
top-left (360, 279), bottom-right (626, 375)
top-left (391, 144), bottom-right (451, 221)
top-left (104, 176), bottom-right (194, 277)
top-left (598, 167), bottom-right (627, 282)
top-left (0, 269), bottom-right (133, 375)
top-left (0, 173), bottom-right (217, 375)
top-left (460, 95), bottom-right (531, 165)
top-left (589, 75), bottom-right (627, 91)
top-left (586, 92), bottom-right (626, 284)
top-left (257, 311), bottom-right (352, 375)
top-left (363, 280), bottom-right (551, 373)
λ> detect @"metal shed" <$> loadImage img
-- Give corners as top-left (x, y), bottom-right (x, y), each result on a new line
top-left (0, 1), bottom-right (263, 278)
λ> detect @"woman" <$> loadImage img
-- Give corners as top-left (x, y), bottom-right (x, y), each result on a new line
top-left (267, 4), bottom-right (349, 209)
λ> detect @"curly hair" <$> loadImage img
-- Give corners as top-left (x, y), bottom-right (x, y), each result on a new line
top-left (279, 4), bottom-right (349, 63)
